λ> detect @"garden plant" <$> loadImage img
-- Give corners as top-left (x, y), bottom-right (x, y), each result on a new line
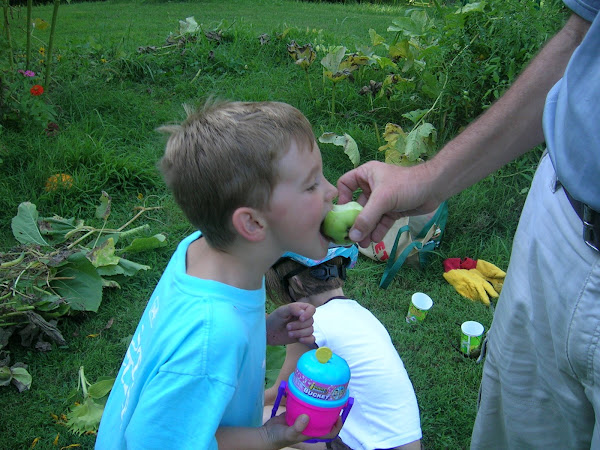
top-left (0, 0), bottom-right (567, 448)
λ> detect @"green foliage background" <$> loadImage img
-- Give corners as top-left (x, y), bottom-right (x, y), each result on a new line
top-left (0, 0), bottom-right (567, 448)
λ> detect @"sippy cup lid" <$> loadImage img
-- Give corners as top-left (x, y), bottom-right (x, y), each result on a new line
top-left (288, 346), bottom-right (350, 407)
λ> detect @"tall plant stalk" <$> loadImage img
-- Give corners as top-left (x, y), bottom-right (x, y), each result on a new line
top-left (3, 0), bottom-right (14, 72)
top-left (44, 0), bottom-right (60, 87)
top-left (26, 0), bottom-right (32, 69)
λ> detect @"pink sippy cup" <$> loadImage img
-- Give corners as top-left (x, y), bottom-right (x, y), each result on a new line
top-left (277, 347), bottom-right (353, 437)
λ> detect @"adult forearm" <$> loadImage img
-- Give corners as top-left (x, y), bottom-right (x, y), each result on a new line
top-left (429, 13), bottom-right (589, 201)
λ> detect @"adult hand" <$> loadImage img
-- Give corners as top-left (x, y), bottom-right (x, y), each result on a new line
top-left (266, 302), bottom-right (316, 347)
top-left (337, 160), bottom-right (441, 247)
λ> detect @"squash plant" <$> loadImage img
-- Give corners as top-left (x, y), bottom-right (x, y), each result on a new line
top-left (0, 192), bottom-right (166, 352)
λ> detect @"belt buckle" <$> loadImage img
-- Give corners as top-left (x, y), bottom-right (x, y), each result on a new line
top-left (582, 204), bottom-right (599, 252)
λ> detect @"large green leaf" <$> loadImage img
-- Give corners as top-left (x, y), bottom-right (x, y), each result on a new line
top-left (119, 233), bottom-right (167, 254)
top-left (405, 123), bottom-right (437, 161)
top-left (87, 378), bottom-right (114, 399)
top-left (318, 132), bottom-right (360, 168)
top-left (11, 202), bottom-right (49, 246)
top-left (53, 252), bottom-right (103, 312)
top-left (455, 1), bottom-right (487, 14)
top-left (96, 258), bottom-right (150, 277)
top-left (67, 397), bottom-right (105, 435)
top-left (320, 46), bottom-right (346, 73)
top-left (10, 367), bottom-right (32, 392)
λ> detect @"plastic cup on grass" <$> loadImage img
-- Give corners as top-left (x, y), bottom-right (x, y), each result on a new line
top-left (405, 292), bottom-right (434, 323)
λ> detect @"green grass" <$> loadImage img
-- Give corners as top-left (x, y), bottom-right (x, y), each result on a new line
top-left (0, 0), bottom-right (566, 448)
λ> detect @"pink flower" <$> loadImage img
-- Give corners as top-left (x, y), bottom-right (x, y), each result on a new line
top-left (18, 70), bottom-right (36, 77)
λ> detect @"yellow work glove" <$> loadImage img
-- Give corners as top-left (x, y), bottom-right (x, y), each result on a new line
top-left (474, 259), bottom-right (506, 293)
top-left (443, 268), bottom-right (498, 306)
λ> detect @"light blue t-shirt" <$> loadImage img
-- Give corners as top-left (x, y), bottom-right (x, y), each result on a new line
top-left (544, 0), bottom-right (600, 211)
top-left (95, 232), bottom-right (266, 450)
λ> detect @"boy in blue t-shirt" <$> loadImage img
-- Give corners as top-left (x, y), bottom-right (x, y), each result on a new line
top-left (95, 100), bottom-right (341, 449)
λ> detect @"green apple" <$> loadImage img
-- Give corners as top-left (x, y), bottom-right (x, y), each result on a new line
top-left (322, 201), bottom-right (363, 245)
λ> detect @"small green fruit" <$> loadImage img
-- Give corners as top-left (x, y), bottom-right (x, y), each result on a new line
top-left (322, 201), bottom-right (363, 245)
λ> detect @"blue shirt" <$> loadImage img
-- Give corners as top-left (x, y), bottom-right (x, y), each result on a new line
top-left (544, 0), bottom-right (600, 211)
top-left (95, 232), bottom-right (266, 450)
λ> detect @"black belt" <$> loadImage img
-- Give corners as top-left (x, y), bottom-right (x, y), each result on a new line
top-left (563, 188), bottom-right (600, 252)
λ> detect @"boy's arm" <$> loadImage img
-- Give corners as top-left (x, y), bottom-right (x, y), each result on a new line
top-left (216, 413), bottom-right (342, 450)
top-left (265, 342), bottom-right (312, 405)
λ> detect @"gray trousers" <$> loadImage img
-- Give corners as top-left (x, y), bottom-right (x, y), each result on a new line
top-left (470, 153), bottom-right (600, 448)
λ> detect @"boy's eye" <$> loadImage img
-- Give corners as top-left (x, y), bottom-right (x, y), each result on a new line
top-left (307, 181), bottom-right (319, 191)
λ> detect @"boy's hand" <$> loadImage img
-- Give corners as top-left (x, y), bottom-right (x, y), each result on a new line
top-left (266, 303), bottom-right (316, 346)
top-left (262, 413), bottom-right (343, 449)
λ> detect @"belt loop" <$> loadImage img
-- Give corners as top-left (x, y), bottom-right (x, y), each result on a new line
top-left (583, 205), bottom-right (599, 252)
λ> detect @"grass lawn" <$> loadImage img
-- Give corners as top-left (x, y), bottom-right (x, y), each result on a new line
top-left (0, 0), bottom-right (566, 448)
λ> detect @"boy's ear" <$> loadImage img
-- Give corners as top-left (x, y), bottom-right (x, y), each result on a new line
top-left (231, 207), bottom-right (267, 242)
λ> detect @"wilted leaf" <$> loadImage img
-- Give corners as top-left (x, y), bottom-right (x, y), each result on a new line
top-left (320, 46), bottom-right (346, 73)
top-left (388, 17), bottom-right (425, 37)
top-left (87, 238), bottom-right (120, 268)
top-left (95, 192), bottom-right (111, 221)
top-left (11, 202), bottom-right (49, 246)
top-left (38, 216), bottom-right (83, 244)
top-left (388, 40), bottom-right (411, 60)
top-left (67, 397), bottom-right (105, 435)
top-left (368, 28), bottom-right (386, 47)
top-left (26, 311), bottom-right (67, 346)
top-left (455, 1), bottom-right (487, 14)
top-left (10, 367), bottom-right (32, 392)
top-left (113, 258), bottom-right (150, 277)
top-left (33, 18), bottom-right (49, 30)
top-left (287, 41), bottom-right (316, 70)
top-left (54, 253), bottom-right (103, 312)
top-left (318, 133), bottom-right (360, 168)
top-left (402, 109), bottom-right (429, 124)
top-left (101, 279), bottom-right (120, 288)
top-left (87, 379), bottom-right (114, 399)
top-left (179, 16), bottom-right (199, 35)
top-left (405, 123), bottom-right (437, 162)
top-left (119, 234), bottom-right (167, 254)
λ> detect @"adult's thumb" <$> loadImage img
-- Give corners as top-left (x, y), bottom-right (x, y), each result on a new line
top-left (349, 197), bottom-right (391, 244)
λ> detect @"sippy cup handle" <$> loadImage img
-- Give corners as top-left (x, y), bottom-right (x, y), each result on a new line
top-left (271, 381), bottom-right (355, 443)
top-left (270, 380), bottom-right (288, 418)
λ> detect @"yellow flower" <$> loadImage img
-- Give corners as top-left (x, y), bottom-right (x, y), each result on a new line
top-left (39, 46), bottom-right (45, 55)
top-left (45, 173), bottom-right (74, 192)
top-left (56, 54), bottom-right (62, 62)
top-left (137, 193), bottom-right (144, 200)
top-left (100, 58), bottom-right (107, 63)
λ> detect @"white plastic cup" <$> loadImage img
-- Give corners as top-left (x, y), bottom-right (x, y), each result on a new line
top-left (405, 292), bottom-right (434, 323)
top-left (460, 321), bottom-right (485, 355)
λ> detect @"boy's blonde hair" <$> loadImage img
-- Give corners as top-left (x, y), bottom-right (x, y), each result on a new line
top-left (158, 100), bottom-right (316, 250)
top-left (265, 258), bottom-right (345, 306)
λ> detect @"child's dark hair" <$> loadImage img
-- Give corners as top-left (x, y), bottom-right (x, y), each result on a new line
top-left (265, 257), bottom-right (346, 306)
